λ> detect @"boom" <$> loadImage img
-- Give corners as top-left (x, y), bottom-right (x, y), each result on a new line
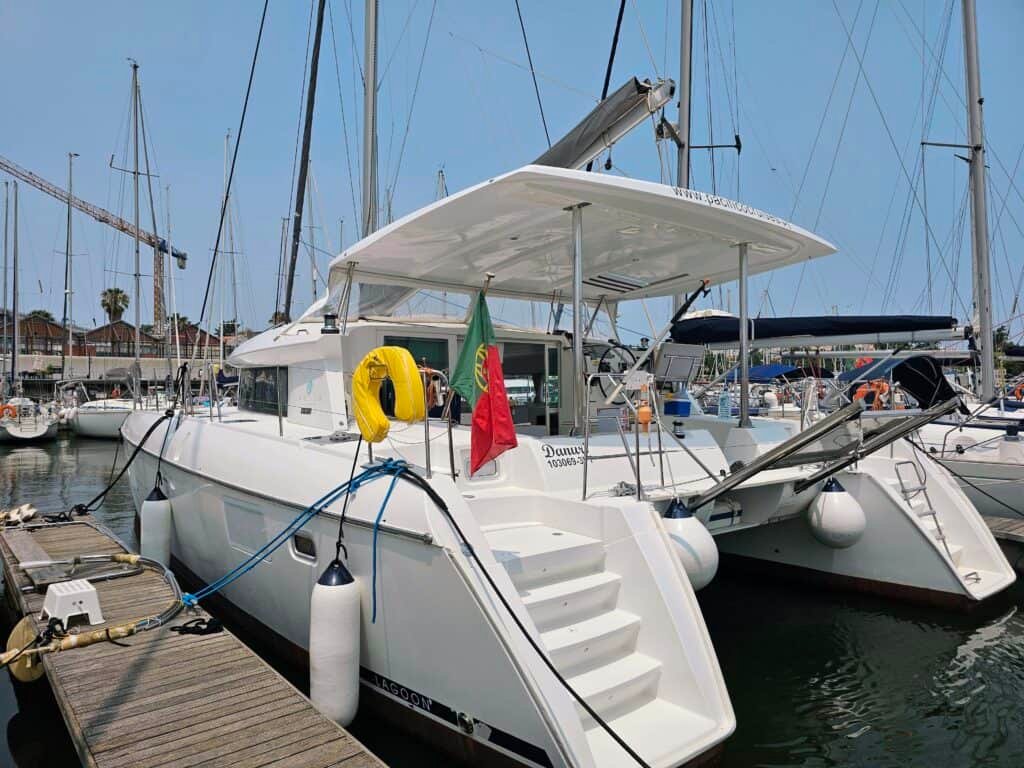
top-left (0, 154), bottom-right (187, 268)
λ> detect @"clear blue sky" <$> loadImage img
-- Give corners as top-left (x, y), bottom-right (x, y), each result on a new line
top-left (1, 1), bottom-right (1022, 342)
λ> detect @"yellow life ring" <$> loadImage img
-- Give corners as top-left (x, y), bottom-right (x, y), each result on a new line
top-left (351, 346), bottom-right (426, 443)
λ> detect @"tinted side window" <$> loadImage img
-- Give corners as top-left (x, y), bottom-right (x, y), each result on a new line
top-left (239, 367), bottom-right (288, 414)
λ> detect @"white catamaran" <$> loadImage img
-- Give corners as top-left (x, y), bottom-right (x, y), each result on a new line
top-left (123, 165), bottom-right (1014, 768)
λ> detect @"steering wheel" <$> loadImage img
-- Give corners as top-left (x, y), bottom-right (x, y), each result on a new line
top-left (596, 343), bottom-right (638, 405)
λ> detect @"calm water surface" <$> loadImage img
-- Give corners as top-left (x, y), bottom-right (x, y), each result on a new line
top-left (1, 436), bottom-right (1023, 767)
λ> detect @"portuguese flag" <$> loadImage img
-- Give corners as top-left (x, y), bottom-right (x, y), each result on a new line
top-left (451, 293), bottom-right (518, 475)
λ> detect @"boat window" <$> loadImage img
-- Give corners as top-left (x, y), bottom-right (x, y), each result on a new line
top-left (238, 367), bottom-right (288, 415)
top-left (382, 336), bottom-right (449, 370)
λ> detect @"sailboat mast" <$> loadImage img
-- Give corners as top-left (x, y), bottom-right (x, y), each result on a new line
top-left (63, 151), bottom-right (77, 379)
top-left (11, 181), bottom-right (18, 392)
top-left (166, 185), bottom-right (182, 371)
top-left (962, 0), bottom-right (995, 401)
top-left (676, 0), bottom-right (693, 190)
top-left (131, 60), bottom-right (142, 400)
top-left (2, 181), bottom-right (8, 394)
top-left (673, 0), bottom-right (693, 313)
top-left (362, 0), bottom-right (379, 237)
top-left (283, 0), bottom-right (327, 322)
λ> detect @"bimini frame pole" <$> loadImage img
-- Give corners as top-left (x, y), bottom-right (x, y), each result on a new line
top-left (568, 203), bottom-right (589, 434)
top-left (738, 242), bottom-right (751, 427)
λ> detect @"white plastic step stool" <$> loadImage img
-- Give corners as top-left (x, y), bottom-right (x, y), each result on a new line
top-left (39, 579), bottom-right (104, 627)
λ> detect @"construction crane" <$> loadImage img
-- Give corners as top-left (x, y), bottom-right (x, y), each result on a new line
top-left (1, 152), bottom-right (186, 340)
top-left (0, 153), bottom-right (187, 268)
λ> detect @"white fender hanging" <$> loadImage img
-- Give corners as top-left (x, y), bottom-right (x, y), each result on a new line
top-left (140, 486), bottom-right (172, 565)
top-left (807, 477), bottom-right (866, 549)
top-left (663, 501), bottom-right (719, 591)
top-left (310, 558), bottom-right (361, 726)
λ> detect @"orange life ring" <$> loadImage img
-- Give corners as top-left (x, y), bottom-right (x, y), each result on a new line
top-left (853, 380), bottom-right (889, 410)
top-left (1014, 383), bottom-right (1024, 401)
top-left (1, 404), bottom-right (16, 418)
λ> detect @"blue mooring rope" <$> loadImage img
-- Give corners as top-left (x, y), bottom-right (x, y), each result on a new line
top-left (182, 458), bottom-right (409, 609)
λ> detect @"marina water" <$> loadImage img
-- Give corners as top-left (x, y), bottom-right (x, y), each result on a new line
top-left (2, 437), bottom-right (1023, 767)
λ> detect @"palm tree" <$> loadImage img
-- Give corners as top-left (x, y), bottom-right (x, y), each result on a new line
top-left (100, 288), bottom-right (130, 323)
top-left (25, 309), bottom-right (55, 322)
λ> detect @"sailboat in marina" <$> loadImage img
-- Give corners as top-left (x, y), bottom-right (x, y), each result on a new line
top-left (70, 61), bottom-right (173, 439)
top-left (117, 4), bottom-right (1018, 767)
top-left (0, 181), bottom-right (60, 443)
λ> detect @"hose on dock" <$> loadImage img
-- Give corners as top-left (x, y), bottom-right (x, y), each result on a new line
top-left (0, 553), bottom-right (185, 677)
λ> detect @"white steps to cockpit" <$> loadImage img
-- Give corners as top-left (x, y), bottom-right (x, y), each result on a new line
top-left (521, 571), bottom-right (622, 631)
top-left (542, 611), bottom-right (642, 670)
top-left (484, 519), bottom-right (709, 767)
top-left (486, 524), bottom-right (605, 588)
top-left (567, 652), bottom-right (662, 721)
top-left (583, 698), bottom-right (717, 768)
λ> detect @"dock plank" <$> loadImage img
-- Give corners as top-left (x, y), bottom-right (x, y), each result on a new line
top-left (984, 514), bottom-right (1024, 543)
top-left (0, 515), bottom-right (386, 768)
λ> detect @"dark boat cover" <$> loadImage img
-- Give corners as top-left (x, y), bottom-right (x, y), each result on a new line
top-left (725, 363), bottom-right (833, 383)
top-left (838, 355), bottom-right (967, 413)
top-left (670, 314), bottom-right (959, 345)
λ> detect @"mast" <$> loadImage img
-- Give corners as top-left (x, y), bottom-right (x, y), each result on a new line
top-left (11, 181), bottom-right (18, 392)
top-left (62, 152), bottom-right (78, 379)
top-left (131, 60), bottom-right (142, 400)
top-left (362, 0), bottom-right (379, 237)
top-left (282, 0), bottom-right (327, 322)
top-left (673, 0), bottom-right (693, 312)
top-left (166, 185), bottom-right (181, 372)
top-left (2, 181), bottom-right (8, 396)
top-left (676, 0), bottom-right (693, 190)
top-left (962, 0), bottom-right (995, 401)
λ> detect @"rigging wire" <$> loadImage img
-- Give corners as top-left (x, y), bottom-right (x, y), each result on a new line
top-left (830, 0), bottom-right (966, 317)
top-left (377, 0), bottom-right (421, 86)
top-left (387, 0), bottom-right (438, 195)
top-left (789, 0), bottom-right (865, 222)
top-left (513, 0), bottom-right (551, 147)
top-left (700, 0), bottom-right (715, 194)
top-left (895, 0), bottom-right (1024, 225)
top-left (629, 0), bottom-right (661, 77)
top-left (447, 31), bottom-right (599, 102)
top-left (194, 0), bottom-right (269, 338)
top-left (327, 0), bottom-right (361, 242)
top-left (586, 0), bottom-right (627, 173)
top-left (881, 0), bottom-right (953, 312)
top-left (813, 3), bottom-right (879, 232)
top-left (286, 0), bottom-right (318, 241)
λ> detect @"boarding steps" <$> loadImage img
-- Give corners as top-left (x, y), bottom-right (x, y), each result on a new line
top-left (886, 473), bottom-right (980, 584)
top-left (483, 521), bottom-right (714, 768)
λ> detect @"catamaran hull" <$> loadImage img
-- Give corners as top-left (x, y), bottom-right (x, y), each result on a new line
top-left (71, 409), bottom-right (131, 439)
top-left (712, 458), bottom-right (1015, 608)
top-left (122, 413), bottom-right (734, 768)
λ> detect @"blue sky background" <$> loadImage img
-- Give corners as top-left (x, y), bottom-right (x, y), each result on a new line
top-left (1, 1), bottom-right (1022, 342)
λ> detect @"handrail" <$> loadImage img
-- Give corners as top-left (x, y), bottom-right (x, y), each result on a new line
top-left (688, 400), bottom-right (867, 511)
top-left (793, 397), bottom-right (961, 493)
top-left (418, 366), bottom-right (456, 479)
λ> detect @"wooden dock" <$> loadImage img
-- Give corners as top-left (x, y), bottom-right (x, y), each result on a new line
top-left (984, 514), bottom-right (1024, 544)
top-left (0, 514), bottom-right (385, 768)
